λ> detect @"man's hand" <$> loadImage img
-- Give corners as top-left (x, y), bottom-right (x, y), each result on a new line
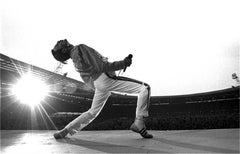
top-left (124, 55), bottom-right (132, 67)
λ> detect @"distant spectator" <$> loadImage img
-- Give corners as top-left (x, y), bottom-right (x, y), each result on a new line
top-left (232, 73), bottom-right (240, 87)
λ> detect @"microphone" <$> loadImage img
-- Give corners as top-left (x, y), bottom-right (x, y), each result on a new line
top-left (123, 54), bottom-right (133, 72)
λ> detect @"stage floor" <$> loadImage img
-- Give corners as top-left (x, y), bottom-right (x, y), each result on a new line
top-left (1, 129), bottom-right (239, 153)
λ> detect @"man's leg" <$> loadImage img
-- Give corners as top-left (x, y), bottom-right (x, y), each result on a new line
top-left (94, 73), bottom-right (152, 138)
top-left (103, 75), bottom-right (150, 118)
top-left (54, 89), bottom-right (110, 139)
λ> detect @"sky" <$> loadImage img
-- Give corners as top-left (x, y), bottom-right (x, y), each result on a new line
top-left (1, 0), bottom-right (240, 96)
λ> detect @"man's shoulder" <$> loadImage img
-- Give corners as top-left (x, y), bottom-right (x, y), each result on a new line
top-left (78, 44), bottom-right (90, 48)
top-left (77, 44), bottom-right (106, 61)
top-left (72, 44), bottom-right (89, 53)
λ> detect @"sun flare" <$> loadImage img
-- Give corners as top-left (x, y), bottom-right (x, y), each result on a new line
top-left (11, 72), bottom-right (49, 107)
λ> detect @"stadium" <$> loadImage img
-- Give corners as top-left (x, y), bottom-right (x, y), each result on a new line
top-left (1, 53), bottom-right (239, 153)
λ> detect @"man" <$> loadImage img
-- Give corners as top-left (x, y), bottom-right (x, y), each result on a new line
top-left (51, 39), bottom-right (153, 139)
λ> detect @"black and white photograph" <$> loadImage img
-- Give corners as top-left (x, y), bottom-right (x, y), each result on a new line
top-left (1, 0), bottom-right (239, 153)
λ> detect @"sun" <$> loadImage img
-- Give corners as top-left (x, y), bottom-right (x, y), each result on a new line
top-left (11, 72), bottom-right (49, 108)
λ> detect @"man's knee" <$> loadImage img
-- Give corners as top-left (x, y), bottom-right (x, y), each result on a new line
top-left (142, 83), bottom-right (151, 93)
top-left (146, 84), bottom-right (151, 91)
top-left (81, 111), bottom-right (95, 122)
top-left (88, 108), bottom-right (101, 118)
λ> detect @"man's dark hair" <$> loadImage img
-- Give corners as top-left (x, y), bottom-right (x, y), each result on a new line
top-left (51, 39), bottom-right (72, 64)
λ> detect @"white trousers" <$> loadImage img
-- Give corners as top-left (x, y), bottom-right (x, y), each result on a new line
top-left (65, 73), bottom-right (151, 135)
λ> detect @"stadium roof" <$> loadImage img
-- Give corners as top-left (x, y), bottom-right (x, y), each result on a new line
top-left (0, 53), bottom-right (94, 97)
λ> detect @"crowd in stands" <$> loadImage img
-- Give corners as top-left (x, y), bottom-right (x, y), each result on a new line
top-left (1, 87), bottom-right (239, 130)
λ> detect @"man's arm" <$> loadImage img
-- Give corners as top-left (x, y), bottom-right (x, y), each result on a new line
top-left (79, 44), bottom-right (131, 73)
